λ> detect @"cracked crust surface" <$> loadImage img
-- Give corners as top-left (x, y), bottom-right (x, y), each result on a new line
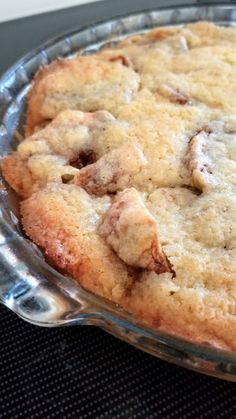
top-left (2, 22), bottom-right (236, 351)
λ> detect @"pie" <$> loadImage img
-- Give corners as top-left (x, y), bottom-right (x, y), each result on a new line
top-left (2, 21), bottom-right (236, 351)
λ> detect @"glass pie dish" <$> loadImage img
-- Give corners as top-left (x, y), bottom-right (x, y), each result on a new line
top-left (1, 3), bottom-right (236, 381)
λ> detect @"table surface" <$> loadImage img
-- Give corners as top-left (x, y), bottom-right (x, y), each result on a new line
top-left (1, 1), bottom-right (236, 418)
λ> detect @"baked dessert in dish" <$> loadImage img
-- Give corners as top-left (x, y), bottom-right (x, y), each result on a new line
top-left (2, 21), bottom-right (236, 351)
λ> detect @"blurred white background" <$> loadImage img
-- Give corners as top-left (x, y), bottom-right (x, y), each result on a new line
top-left (0, 0), bottom-right (101, 22)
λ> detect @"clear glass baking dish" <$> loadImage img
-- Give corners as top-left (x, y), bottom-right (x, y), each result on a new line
top-left (1, 3), bottom-right (236, 381)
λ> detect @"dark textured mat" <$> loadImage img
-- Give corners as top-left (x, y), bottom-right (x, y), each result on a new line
top-left (0, 305), bottom-right (235, 419)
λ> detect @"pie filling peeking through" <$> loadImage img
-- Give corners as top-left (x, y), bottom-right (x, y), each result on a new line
top-left (2, 21), bottom-right (236, 351)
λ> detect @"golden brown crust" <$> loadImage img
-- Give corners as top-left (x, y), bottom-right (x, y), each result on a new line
top-left (21, 184), bottom-right (134, 302)
top-left (1, 154), bottom-right (34, 198)
top-left (124, 271), bottom-right (234, 351)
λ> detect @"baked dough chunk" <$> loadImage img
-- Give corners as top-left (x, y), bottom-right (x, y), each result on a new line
top-left (184, 119), bottom-right (236, 192)
top-left (100, 188), bottom-right (172, 273)
top-left (75, 144), bottom-right (146, 195)
top-left (26, 55), bottom-right (140, 134)
top-left (21, 184), bottom-right (134, 301)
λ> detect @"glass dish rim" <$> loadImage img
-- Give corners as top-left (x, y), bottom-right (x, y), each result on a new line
top-left (1, 1), bottom-right (236, 375)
